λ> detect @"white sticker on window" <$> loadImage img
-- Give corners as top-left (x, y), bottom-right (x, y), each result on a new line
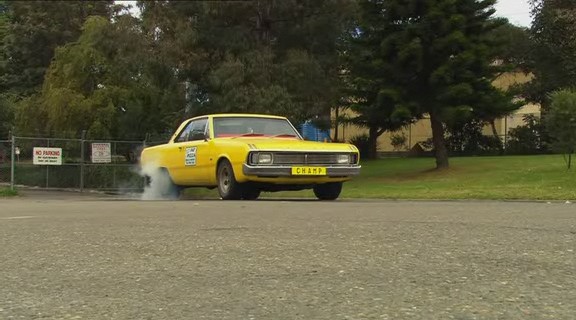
top-left (185, 147), bottom-right (197, 166)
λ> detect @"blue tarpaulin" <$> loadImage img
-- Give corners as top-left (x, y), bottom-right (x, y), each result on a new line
top-left (300, 120), bottom-right (331, 142)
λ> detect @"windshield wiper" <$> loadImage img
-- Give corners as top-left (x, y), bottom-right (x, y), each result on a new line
top-left (273, 134), bottom-right (297, 138)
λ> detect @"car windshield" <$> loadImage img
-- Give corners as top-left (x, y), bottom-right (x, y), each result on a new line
top-left (213, 117), bottom-right (301, 138)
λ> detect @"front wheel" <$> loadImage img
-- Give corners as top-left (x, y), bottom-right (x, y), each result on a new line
top-left (313, 182), bottom-right (343, 200)
top-left (217, 160), bottom-right (243, 200)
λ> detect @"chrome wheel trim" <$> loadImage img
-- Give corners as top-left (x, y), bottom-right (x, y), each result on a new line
top-left (220, 166), bottom-right (231, 194)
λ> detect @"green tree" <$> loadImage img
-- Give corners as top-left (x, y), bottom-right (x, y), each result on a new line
top-left (138, 0), bottom-right (355, 127)
top-left (506, 114), bottom-right (546, 155)
top-left (0, 0), bottom-right (13, 136)
top-left (35, 15), bottom-right (183, 139)
top-left (0, 1), bottom-right (7, 43)
top-left (344, 0), bottom-right (414, 159)
top-left (347, 0), bottom-right (505, 168)
top-left (436, 20), bottom-right (528, 151)
top-left (489, 20), bottom-right (532, 70)
top-left (0, 95), bottom-right (12, 137)
top-left (0, 1), bottom-right (112, 97)
top-left (526, 0), bottom-right (576, 108)
top-left (468, 84), bottom-right (523, 145)
top-left (546, 89), bottom-right (576, 169)
top-left (482, 20), bottom-right (531, 141)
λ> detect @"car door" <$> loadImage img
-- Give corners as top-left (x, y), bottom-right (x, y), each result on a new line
top-left (167, 118), bottom-right (211, 186)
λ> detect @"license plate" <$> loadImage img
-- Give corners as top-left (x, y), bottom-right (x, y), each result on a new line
top-left (291, 166), bottom-right (327, 176)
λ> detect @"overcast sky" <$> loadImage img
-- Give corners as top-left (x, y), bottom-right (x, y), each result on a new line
top-left (116, 0), bottom-right (534, 28)
top-left (493, 0), bottom-right (532, 27)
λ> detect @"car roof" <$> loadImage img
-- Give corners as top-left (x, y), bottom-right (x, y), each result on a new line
top-left (187, 113), bottom-right (288, 121)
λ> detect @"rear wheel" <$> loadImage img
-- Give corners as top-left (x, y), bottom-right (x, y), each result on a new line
top-left (143, 168), bottom-right (182, 200)
top-left (313, 182), bottom-right (343, 200)
top-left (217, 160), bottom-right (243, 200)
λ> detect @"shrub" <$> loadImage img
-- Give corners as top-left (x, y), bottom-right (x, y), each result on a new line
top-left (546, 89), bottom-right (576, 168)
top-left (445, 120), bottom-right (503, 156)
top-left (422, 120), bottom-right (503, 156)
top-left (390, 133), bottom-right (407, 151)
top-left (349, 134), bottom-right (371, 159)
top-left (506, 114), bottom-right (548, 155)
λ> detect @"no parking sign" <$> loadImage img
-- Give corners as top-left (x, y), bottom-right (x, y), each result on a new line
top-left (33, 147), bottom-right (62, 165)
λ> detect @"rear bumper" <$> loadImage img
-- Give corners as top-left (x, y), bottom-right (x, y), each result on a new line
top-left (242, 164), bottom-right (361, 177)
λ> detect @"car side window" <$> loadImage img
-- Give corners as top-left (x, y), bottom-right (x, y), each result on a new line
top-left (189, 118), bottom-right (208, 141)
top-left (175, 121), bottom-right (193, 143)
top-left (175, 118), bottom-right (208, 142)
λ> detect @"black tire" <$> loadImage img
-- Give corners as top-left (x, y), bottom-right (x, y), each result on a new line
top-left (313, 182), bottom-right (343, 200)
top-left (217, 160), bottom-right (243, 200)
top-left (144, 174), bottom-right (152, 187)
top-left (158, 168), bottom-right (182, 200)
top-left (242, 188), bottom-right (261, 200)
top-left (142, 168), bottom-right (181, 200)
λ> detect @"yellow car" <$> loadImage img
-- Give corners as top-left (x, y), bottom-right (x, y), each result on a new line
top-left (140, 113), bottom-right (361, 200)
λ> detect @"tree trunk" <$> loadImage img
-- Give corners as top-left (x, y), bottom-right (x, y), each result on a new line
top-left (489, 119), bottom-right (499, 139)
top-left (333, 107), bottom-right (339, 142)
top-left (489, 119), bottom-right (504, 153)
top-left (429, 112), bottom-right (449, 169)
top-left (368, 126), bottom-right (379, 160)
top-left (255, 1), bottom-right (272, 45)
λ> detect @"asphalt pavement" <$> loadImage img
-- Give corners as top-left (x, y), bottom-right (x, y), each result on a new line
top-left (0, 193), bottom-right (575, 319)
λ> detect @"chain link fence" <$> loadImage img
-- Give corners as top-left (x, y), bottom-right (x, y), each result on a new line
top-left (1, 135), bottom-right (163, 193)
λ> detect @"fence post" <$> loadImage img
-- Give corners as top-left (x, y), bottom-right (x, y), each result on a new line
top-left (141, 135), bottom-right (148, 190)
top-left (80, 130), bottom-right (86, 193)
top-left (408, 124), bottom-right (412, 151)
top-left (46, 138), bottom-right (50, 188)
top-left (504, 116), bottom-right (508, 150)
top-left (10, 134), bottom-right (15, 191)
top-left (112, 141), bottom-right (116, 190)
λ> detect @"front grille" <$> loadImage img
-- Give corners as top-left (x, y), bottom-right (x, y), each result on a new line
top-left (272, 153), bottom-right (304, 164)
top-left (273, 152), bottom-right (344, 165)
top-left (248, 151), bottom-right (358, 166)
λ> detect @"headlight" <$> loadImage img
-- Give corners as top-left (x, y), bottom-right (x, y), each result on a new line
top-left (336, 154), bottom-right (350, 164)
top-left (258, 153), bottom-right (273, 164)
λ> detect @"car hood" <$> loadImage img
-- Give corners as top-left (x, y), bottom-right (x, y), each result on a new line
top-left (218, 137), bottom-right (358, 152)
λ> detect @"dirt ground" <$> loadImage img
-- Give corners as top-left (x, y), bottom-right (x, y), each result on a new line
top-left (1, 191), bottom-right (575, 319)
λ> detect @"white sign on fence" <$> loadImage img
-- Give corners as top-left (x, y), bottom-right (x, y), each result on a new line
top-left (33, 147), bottom-right (63, 165)
top-left (91, 143), bottom-right (112, 163)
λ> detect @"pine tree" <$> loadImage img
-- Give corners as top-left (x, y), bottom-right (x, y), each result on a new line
top-left (348, 0), bottom-right (505, 168)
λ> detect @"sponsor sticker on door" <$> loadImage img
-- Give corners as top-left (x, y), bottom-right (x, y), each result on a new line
top-left (33, 147), bottom-right (63, 165)
top-left (185, 147), bottom-right (197, 166)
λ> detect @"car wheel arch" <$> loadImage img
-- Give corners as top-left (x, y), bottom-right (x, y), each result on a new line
top-left (159, 167), bottom-right (175, 180)
top-left (216, 156), bottom-right (234, 178)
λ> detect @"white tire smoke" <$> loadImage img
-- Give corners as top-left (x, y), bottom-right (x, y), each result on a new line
top-left (138, 164), bottom-right (180, 200)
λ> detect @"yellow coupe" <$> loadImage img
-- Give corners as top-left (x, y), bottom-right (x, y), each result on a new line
top-left (140, 113), bottom-right (361, 200)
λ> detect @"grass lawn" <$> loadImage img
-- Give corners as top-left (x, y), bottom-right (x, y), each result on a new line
top-left (0, 187), bottom-right (18, 197)
top-left (344, 155), bottom-right (576, 200)
top-left (184, 154), bottom-right (576, 200)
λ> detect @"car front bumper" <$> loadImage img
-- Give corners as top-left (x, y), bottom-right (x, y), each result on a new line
top-left (242, 164), bottom-right (361, 177)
